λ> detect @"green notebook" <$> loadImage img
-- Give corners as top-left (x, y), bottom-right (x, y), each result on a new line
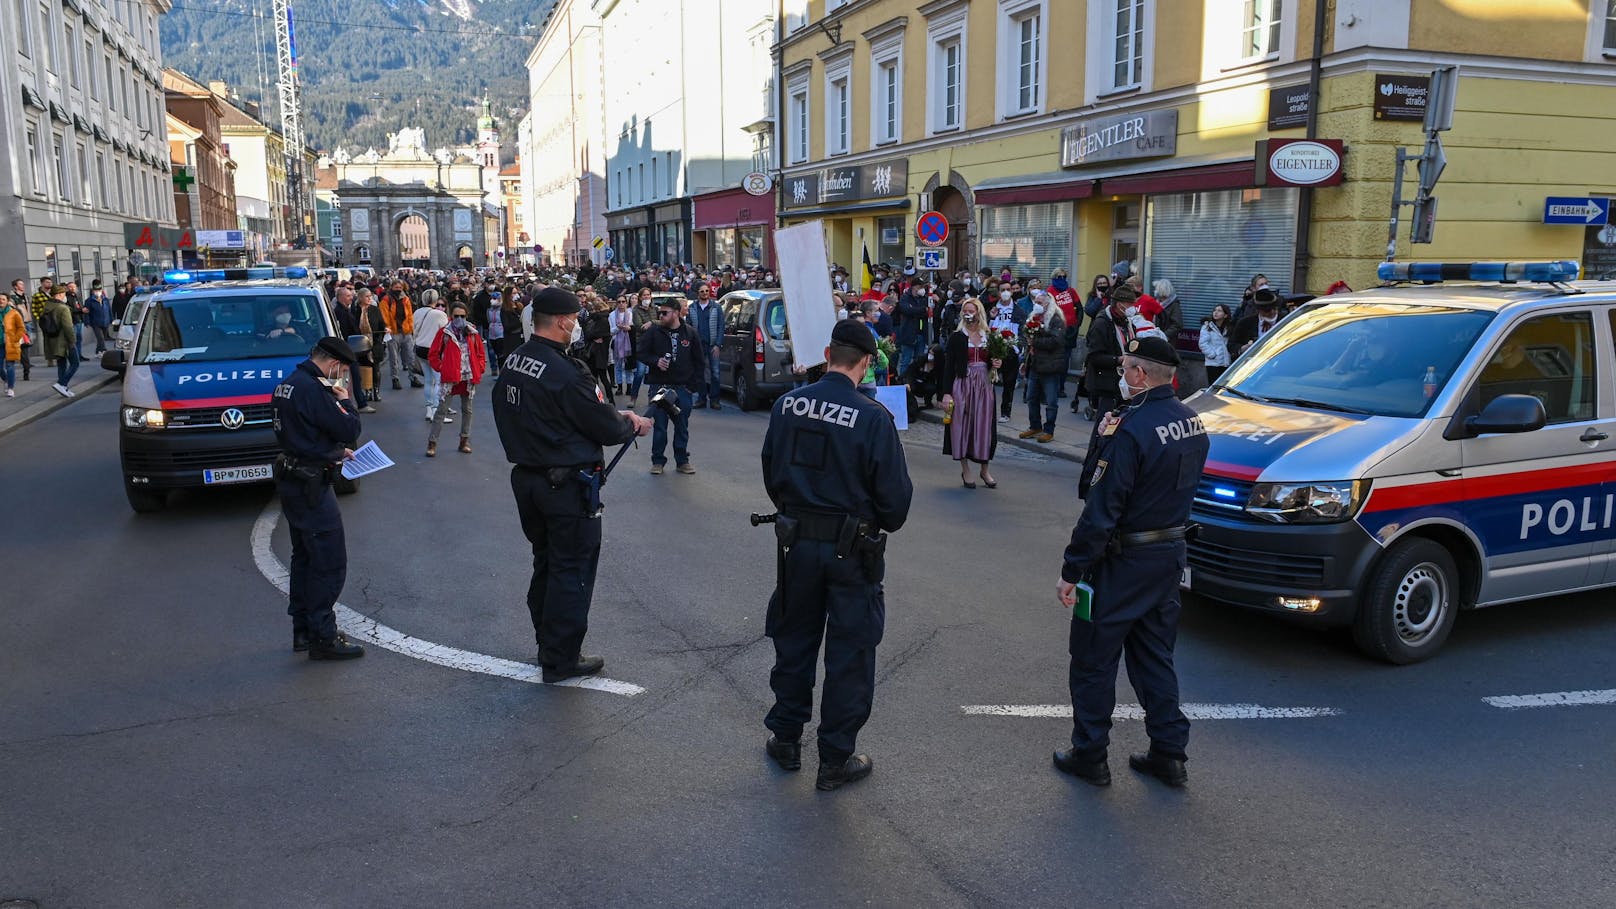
top-left (1073, 581), bottom-right (1094, 623)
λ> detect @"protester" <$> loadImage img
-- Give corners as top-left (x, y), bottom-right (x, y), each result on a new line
top-left (941, 297), bottom-right (999, 489)
top-left (1017, 292), bottom-right (1068, 444)
top-left (1200, 304), bottom-right (1233, 384)
top-left (85, 281), bottom-right (113, 354)
top-left (42, 288), bottom-right (78, 397)
top-left (413, 290), bottom-right (451, 422)
top-left (426, 303), bottom-right (486, 457)
top-left (0, 293), bottom-right (26, 397)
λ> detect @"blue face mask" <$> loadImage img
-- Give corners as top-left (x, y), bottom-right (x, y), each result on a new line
top-left (1050, 276), bottom-right (1070, 292)
top-left (451, 317), bottom-right (468, 331)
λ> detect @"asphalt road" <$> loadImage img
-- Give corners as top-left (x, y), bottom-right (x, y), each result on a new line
top-left (4, 383), bottom-right (1616, 908)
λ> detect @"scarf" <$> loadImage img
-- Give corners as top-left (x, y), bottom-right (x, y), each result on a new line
top-left (1050, 277), bottom-right (1069, 292)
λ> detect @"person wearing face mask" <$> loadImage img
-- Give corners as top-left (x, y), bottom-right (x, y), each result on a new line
top-left (988, 288), bottom-right (1024, 423)
top-left (1054, 335), bottom-right (1207, 789)
top-left (1082, 284), bottom-right (1139, 421)
top-left (635, 295), bottom-right (706, 475)
top-left (261, 302), bottom-right (310, 345)
top-left (940, 297), bottom-right (1000, 488)
top-left (425, 304), bottom-right (488, 457)
top-left (270, 337), bottom-right (365, 661)
top-left (492, 287), bottom-right (653, 683)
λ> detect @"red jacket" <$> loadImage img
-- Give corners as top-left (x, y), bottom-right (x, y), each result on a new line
top-left (429, 326), bottom-right (487, 390)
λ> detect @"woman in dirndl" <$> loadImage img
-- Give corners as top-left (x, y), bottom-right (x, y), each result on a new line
top-left (940, 296), bottom-right (1000, 489)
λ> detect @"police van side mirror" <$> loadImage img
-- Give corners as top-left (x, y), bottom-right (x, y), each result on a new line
top-left (101, 349), bottom-right (126, 374)
top-left (1463, 394), bottom-right (1547, 438)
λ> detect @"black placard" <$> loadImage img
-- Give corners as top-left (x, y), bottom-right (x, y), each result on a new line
top-left (1585, 223), bottom-right (1616, 280)
top-left (1373, 74), bottom-right (1430, 122)
top-left (1267, 85), bottom-right (1312, 130)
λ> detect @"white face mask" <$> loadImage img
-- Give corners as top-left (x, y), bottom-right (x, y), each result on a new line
top-left (274, 312), bottom-right (292, 327)
top-left (1119, 375), bottom-right (1136, 399)
top-left (1000, 291), bottom-right (1012, 302)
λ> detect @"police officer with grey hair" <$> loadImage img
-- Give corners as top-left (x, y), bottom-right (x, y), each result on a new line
top-left (759, 319), bottom-right (913, 791)
top-left (493, 287), bottom-right (653, 683)
top-left (1053, 334), bottom-right (1209, 788)
top-left (271, 336), bottom-right (365, 660)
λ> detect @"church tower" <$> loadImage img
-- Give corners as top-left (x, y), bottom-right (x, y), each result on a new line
top-left (475, 94), bottom-right (501, 193)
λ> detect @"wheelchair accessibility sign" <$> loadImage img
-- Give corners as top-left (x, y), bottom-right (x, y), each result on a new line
top-left (917, 247), bottom-right (949, 270)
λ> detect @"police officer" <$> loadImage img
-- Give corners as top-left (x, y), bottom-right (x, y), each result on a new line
top-left (493, 287), bottom-right (653, 683)
top-left (1053, 335), bottom-right (1208, 788)
top-left (271, 337), bottom-right (365, 660)
top-left (760, 319), bottom-right (913, 791)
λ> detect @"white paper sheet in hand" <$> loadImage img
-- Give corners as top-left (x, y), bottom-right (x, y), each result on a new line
top-left (871, 385), bottom-right (908, 430)
top-left (340, 440), bottom-right (395, 480)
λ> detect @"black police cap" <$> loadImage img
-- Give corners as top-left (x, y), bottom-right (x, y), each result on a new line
top-left (830, 318), bottom-right (879, 357)
top-left (1125, 335), bottom-right (1181, 367)
top-left (531, 286), bottom-right (581, 315)
top-left (314, 336), bottom-right (359, 366)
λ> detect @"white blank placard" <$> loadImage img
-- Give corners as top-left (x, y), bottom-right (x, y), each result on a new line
top-left (774, 220), bottom-right (836, 369)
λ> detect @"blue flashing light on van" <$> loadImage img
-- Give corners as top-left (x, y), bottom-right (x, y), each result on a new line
top-left (161, 266), bottom-right (311, 285)
top-left (1376, 260), bottom-right (1580, 284)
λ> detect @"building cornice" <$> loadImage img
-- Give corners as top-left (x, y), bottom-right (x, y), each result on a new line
top-left (862, 16), bottom-right (909, 46)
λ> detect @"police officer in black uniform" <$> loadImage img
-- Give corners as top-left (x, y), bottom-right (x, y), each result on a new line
top-left (493, 287), bottom-right (653, 683)
top-left (760, 319), bottom-right (913, 791)
top-left (1053, 335), bottom-right (1209, 787)
top-left (271, 337), bottom-right (365, 660)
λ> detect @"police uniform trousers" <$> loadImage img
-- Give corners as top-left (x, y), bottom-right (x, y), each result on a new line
top-left (1067, 541), bottom-right (1190, 761)
top-left (510, 467), bottom-right (601, 668)
top-left (764, 540), bottom-right (886, 763)
top-left (279, 480), bottom-right (345, 642)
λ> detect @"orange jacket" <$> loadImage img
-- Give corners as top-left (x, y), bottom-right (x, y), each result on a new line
top-left (380, 293), bottom-right (414, 334)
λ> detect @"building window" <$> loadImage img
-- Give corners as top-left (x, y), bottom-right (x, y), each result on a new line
top-left (638, 162), bottom-right (644, 203)
top-left (651, 157), bottom-right (659, 201)
top-left (926, 5), bottom-right (968, 135)
top-left (104, 56), bottom-right (115, 110)
top-left (114, 159), bottom-right (124, 211)
top-left (65, 20), bottom-right (79, 88)
top-left (615, 169), bottom-right (622, 206)
top-left (665, 151), bottom-right (673, 196)
top-left (787, 84), bottom-right (809, 164)
top-left (25, 124), bottom-right (43, 196)
top-left (824, 55), bottom-right (852, 156)
top-left (77, 142), bottom-right (91, 205)
top-left (14, 0), bottom-right (30, 57)
top-left (53, 134), bottom-right (70, 201)
top-left (869, 31), bottom-right (903, 146)
top-left (120, 67), bottom-right (129, 119)
top-left (1604, 0), bottom-right (1615, 52)
top-left (96, 150), bottom-right (107, 207)
top-left (85, 35), bottom-right (97, 97)
top-left (1111, 0), bottom-right (1145, 90)
top-left (997, 0), bottom-right (1046, 118)
top-left (1242, 0), bottom-right (1282, 59)
top-left (39, 1), bottom-right (56, 73)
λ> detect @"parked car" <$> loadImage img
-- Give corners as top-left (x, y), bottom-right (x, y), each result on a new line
top-left (716, 289), bottom-right (794, 411)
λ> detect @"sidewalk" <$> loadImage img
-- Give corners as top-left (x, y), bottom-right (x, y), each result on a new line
top-left (912, 396), bottom-right (1094, 465)
top-left (0, 352), bottom-right (120, 439)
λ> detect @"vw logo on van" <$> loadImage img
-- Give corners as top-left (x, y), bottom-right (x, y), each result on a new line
top-left (220, 408), bottom-right (246, 430)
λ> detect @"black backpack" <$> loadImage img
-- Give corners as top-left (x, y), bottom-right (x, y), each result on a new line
top-left (40, 309), bottom-right (61, 338)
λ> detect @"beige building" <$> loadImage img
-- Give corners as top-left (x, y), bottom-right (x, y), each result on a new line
top-left (775, 0), bottom-right (1616, 320)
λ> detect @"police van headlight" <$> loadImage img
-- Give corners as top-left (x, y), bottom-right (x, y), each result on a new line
top-left (122, 406), bottom-right (166, 430)
top-left (1246, 480), bottom-right (1367, 524)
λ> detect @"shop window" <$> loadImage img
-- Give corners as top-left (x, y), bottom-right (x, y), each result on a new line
top-left (978, 202), bottom-right (1072, 278)
top-left (996, 0), bottom-right (1047, 118)
top-left (926, 4), bottom-right (968, 135)
top-left (739, 226), bottom-right (764, 269)
top-left (1143, 188), bottom-right (1299, 326)
top-left (1241, 0), bottom-right (1282, 60)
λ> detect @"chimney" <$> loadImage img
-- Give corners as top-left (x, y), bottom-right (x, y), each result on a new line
top-left (208, 80), bottom-right (229, 98)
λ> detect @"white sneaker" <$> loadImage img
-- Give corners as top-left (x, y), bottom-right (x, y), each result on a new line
top-left (443, 416), bottom-right (454, 423)
top-left (447, 407), bottom-right (458, 415)
top-left (52, 383), bottom-right (69, 397)
top-left (4, 388), bottom-right (13, 397)
top-left (997, 414), bottom-right (1010, 423)
top-left (65, 388), bottom-right (76, 397)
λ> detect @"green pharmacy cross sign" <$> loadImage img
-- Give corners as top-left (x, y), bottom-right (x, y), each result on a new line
top-left (172, 167), bottom-right (195, 192)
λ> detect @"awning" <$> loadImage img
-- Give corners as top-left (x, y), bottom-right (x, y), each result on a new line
top-left (976, 153), bottom-right (1257, 204)
top-left (72, 113), bottom-right (91, 133)
top-left (92, 124), bottom-right (110, 142)
top-left (48, 101), bottom-right (71, 124)
top-left (20, 84), bottom-right (46, 111)
top-left (975, 174), bottom-right (1094, 207)
top-left (1098, 160), bottom-right (1255, 196)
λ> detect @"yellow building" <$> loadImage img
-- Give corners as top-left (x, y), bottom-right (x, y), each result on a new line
top-left (775, 0), bottom-right (1616, 321)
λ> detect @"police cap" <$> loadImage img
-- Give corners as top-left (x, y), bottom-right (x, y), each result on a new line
top-left (1252, 287), bottom-right (1281, 308)
top-left (1125, 335), bottom-right (1181, 367)
top-left (314, 336), bottom-right (359, 366)
top-left (830, 318), bottom-right (879, 357)
top-left (531, 286), bottom-right (581, 315)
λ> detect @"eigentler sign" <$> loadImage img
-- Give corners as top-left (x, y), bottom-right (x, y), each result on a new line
top-left (1060, 109), bottom-right (1178, 168)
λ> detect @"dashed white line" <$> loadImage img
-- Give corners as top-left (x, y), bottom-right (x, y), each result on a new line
top-left (1483, 689), bottom-right (1616, 710)
top-left (963, 703), bottom-right (1342, 720)
top-left (250, 502), bottom-right (645, 696)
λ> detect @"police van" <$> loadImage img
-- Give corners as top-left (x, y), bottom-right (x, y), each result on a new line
top-left (103, 266), bottom-right (358, 513)
top-left (1185, 261), bottom-right (1616, 663)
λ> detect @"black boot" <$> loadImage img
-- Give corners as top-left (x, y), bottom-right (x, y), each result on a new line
top-left (1128, 751), bottom-right (1188, 787)
top-left (1053, 747), bottom-right (1111, 786)
top-left (765, 734), bottom-right (802, 772)
top-left (392, 377), bottom-right (403, 390)
top-left (542, 653), bottom-right (605, 683)
top-left (292, 629), bottom-right (310, 652)
top-left (815, 753), bottom-right (873, 791)
top-left (308, 633), bottom-right (365, 661)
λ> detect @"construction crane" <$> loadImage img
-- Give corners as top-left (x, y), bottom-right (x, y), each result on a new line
top-left (272, 0), bottom-right (309, 248)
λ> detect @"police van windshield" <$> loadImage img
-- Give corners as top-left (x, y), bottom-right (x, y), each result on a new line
top-left (1216, 303), bottom-right (1495, 418)
top-left (133, 293), bottom-right (327, 364)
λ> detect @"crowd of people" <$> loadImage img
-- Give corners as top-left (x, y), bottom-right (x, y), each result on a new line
top-left (3, 274), bottom-right (125, 399)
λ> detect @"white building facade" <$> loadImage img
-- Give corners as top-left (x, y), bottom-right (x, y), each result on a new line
top-left (592, 0), bottom-right (774, 268)
top-left (1, 0), bottom-right (177, 282)
top-left (524, 0), bottom-right (607, 268)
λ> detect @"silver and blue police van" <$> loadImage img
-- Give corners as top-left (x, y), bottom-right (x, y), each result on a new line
top-left (102, 266), bottom-right (358, 513)
top-left (1185, 261), bottom-right (1615, 663)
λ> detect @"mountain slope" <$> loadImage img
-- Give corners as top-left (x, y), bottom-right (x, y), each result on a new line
top-left (160, 0), bottom-right (553, 155)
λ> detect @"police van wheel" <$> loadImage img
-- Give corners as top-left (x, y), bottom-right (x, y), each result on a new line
top-left (736, 371), bottom-right (760, 412)
top-left (125, 485), bottom-right (167, 514)
top-left (333, 476), bottom-right (360, 496)
top-left (1354, 538), bottom-right (1458, 664)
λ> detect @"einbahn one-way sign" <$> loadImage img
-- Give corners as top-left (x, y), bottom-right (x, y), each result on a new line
top-left (1543, 197), bottom-right (1610, 225)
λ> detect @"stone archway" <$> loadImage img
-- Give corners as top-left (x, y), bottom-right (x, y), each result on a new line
top-left (455, 244), bottom-right (474, 269)
top-left (924, 171), bottom-right (975, 276)
top-left (394, 210), bottom-right (432, 268)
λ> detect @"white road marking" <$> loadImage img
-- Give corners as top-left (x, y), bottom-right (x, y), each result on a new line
top-left (1483, 689), bottom-right (1616, 710)
top-left (250, 502), bottom-right (645, 696)
top-left (962, 703), bottom-right (1342, 720)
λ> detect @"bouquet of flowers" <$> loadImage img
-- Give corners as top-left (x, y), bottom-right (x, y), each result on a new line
top-left (985, 329), bottom-right (1015, 384)
top-left (877, 335), bottom-right (898, 364)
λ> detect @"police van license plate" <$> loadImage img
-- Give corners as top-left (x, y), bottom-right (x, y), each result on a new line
top-left (204, 464), bottom-right (273, 485)
top-left (1180, 567), bottom-right (1192, 589)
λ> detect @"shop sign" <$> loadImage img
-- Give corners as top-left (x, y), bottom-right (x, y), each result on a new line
top-left (122, 222), bottom-right (195, 251)
top-left (742, 172), bottom-right (773, 196)
top-left (607, 209), bottom-right (649, 229)
top-left (1060, 109), bottom-right (1177, 168)
top-left (781, 157), bottom-right (909, 209)
top-left (1256, 138), bottom-right (1345, 188)
top-left (1267, 85), bottom-right (1312, 130)
top-left (1585, 223), bottom-right (1616, 280)
top-left (196, 230), bottom-right (246, 249)
top-left (1373, 74), bottom-right (1430, 121)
